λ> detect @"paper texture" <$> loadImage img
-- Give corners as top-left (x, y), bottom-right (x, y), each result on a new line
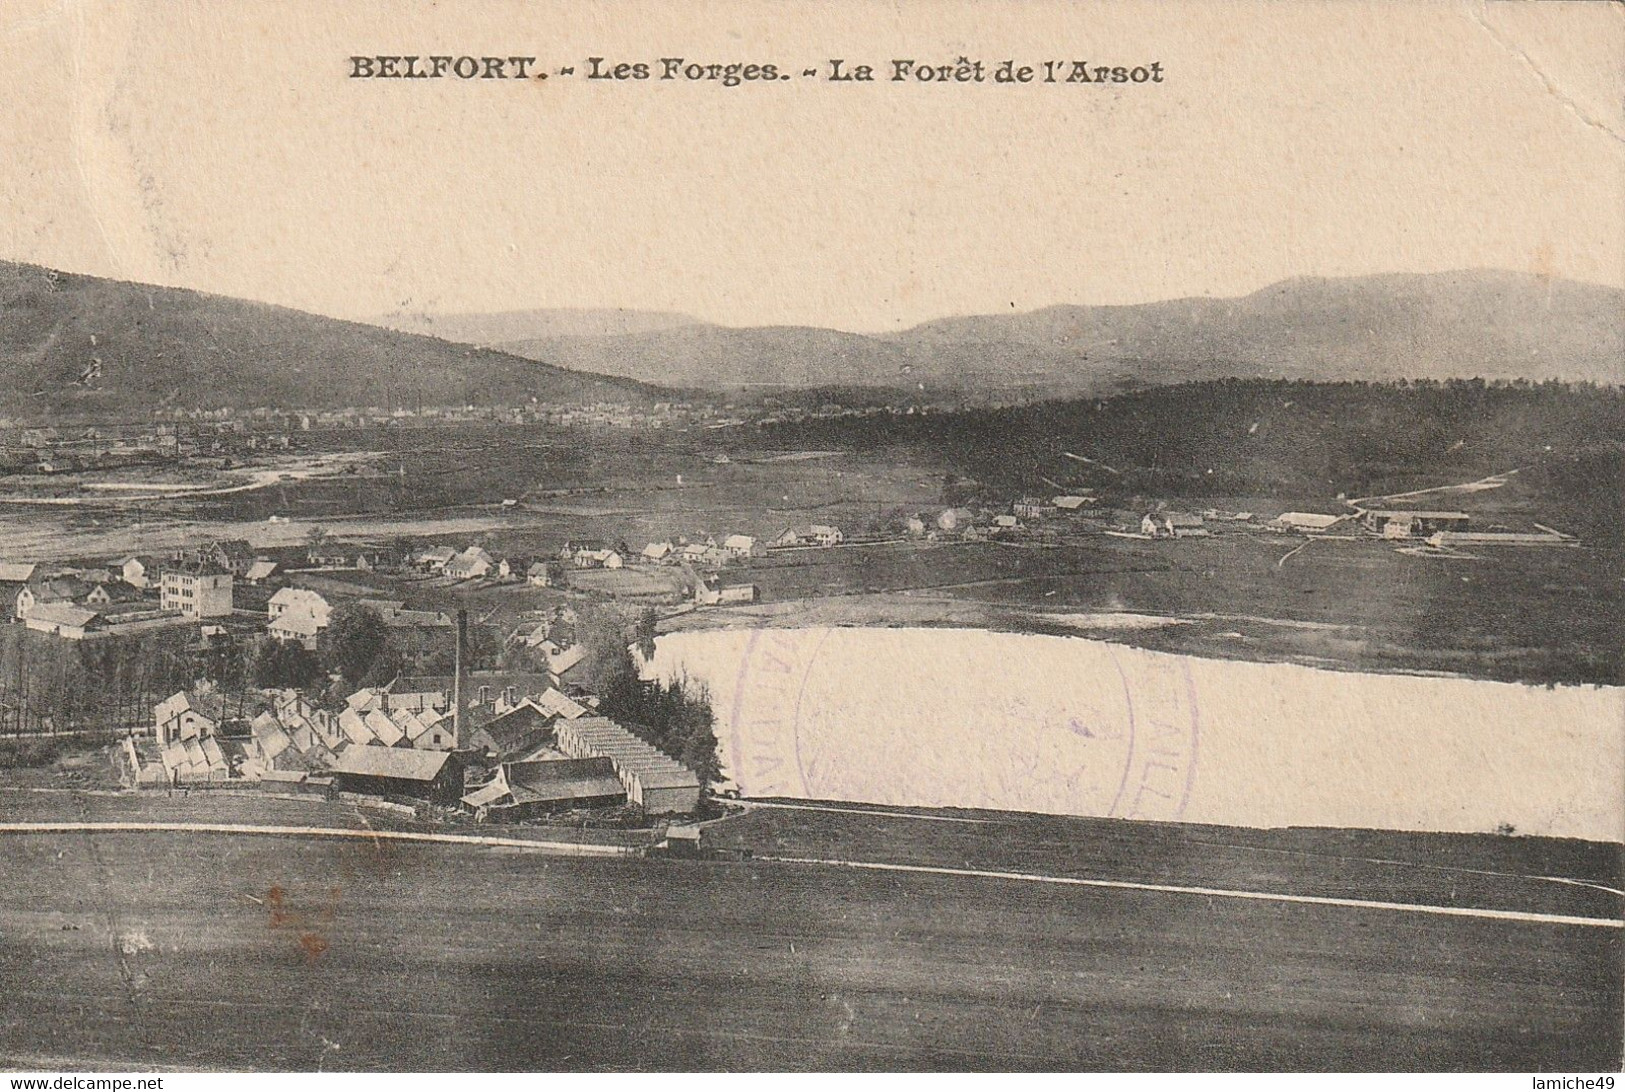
top-left (0, 0), bottom-right (1620, 1074)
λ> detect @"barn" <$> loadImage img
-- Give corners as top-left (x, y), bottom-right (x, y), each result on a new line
top-left (329, 747), bottom-right (465, 805)
top-left (554, 717), bottom-right (703, 815)
top-left (462, 757), bottom-right (627, 821)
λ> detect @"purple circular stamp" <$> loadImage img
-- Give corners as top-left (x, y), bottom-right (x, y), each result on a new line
top-left (719, 626), bottom-right (1200, 822)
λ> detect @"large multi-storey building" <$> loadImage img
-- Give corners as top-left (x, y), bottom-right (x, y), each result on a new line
top-left (160, 561), bottom-right (234, 618)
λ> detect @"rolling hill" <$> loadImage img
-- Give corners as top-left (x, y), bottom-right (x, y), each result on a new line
top-left (376, 306), bottom-right (700, 346)
top-left (0, 263), bottom-right (668, 416)
top-left (421, 271), bottom-right (1625, 396)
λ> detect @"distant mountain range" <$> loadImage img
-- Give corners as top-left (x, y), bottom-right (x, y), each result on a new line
top-left (0, 263), bottom-right (667, 416)
top-left (1, 264), bottom-right (1616, 419)
top-left (381, 271), bottom-right (1625, 396)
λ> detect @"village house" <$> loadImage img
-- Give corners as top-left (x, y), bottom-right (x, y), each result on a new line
top-left (117, 556), bottom-right (155, 589)
top-left (1140, 512), bottom-right (1207, 539)
top-left (526, 561), bottom-right (554, 586)
top-left (154, 689), bottom-right (224, 745)
top-left (84, 581), bottom-right (143, 608)
top-left (306, 543), bottom-right (396, 571)
top-left (398, 708), bottom-right (456, 751)
top-left (179, 540), bottom-right (256, 577)
top-left (242, 559), bottom-right (279, 584)
top-left (15, 576), bottom-right (92, 620)
top-left (0, 561), bottom-right (39, 612)
top-left (414, 545), bottom-right (457, 572)
top-left (1359, 509), bottom-right (1471, 539)
top-left (696, 573), bottom-right (759, 606)
top-left (1013, 499), bottom-right (1048, 520)
top-left (937, 508), bottom-right (975, 533)
top-left (574, 547), bottom-right (624, 570)
top-left (496, 556), bottom-right (530, 580)
top-left (721, 534), bottom-right (765, 559)
top-left (546, 645), bottom-right (588, 690)
top-left (267, 609), bottom-right (323, 648)
top-left (444, 546), bottom-right (494, 580)
top-left (159, 562), bottom-right (234, 619)
top-left (772, 525), bottom-right (845, 548)
top-left (268, 587), bottom-right (332, 627)
top-left (678, 542), bottom-right (727, 568)
top-left (640, 541), bottom-right (674, 564)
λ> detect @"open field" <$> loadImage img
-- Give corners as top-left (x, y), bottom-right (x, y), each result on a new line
top-left (0, 421), bottom-right (1618, 685)
top-left (0, 791), bottom-right (1617, 1071)
top-left (670, 534), bottom-right (1624, 685)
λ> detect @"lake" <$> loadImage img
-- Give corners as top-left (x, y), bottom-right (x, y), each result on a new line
top-left (649, 626), bottom-right (1624, 841)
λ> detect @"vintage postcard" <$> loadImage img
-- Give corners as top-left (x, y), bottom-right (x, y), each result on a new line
top-left (0, 0), bottom-right (1620, 1076)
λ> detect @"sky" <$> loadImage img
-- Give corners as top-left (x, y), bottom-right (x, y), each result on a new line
top-left (1, 0), bottom-right (1621, 332)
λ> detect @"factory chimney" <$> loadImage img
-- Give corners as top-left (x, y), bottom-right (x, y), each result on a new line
top-left (452, 608), bottom-right (469, 749)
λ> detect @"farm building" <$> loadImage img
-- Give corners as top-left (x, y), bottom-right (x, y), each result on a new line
top-left (496, 556), bottom-right (531, 580)
top-left (329, 747), bottom-right (465, 805)
top-left (772, 526), bottom-right (844, 548)
top-left (243, 559), bottom-right (279, 584)
top-left (445, 547), bottom-right (494, 580)
top-left (640, 541), bottom-right (675, 563)
top-left (574, 547), bottom-right (624, 570)
top-left (527, 561), bottom-right (554, 586)
top-left (1427, 530), bottom-right (1569, 548)
top-left (1360, 510), bottom-right (1471, 539)
top-left (554, 717), bottom-right (702, 815)
top-left (1271, 512), bottom-right (1351, 534)
top-left (696, 573), bottom-right (758, 606)
top-left (1013, 499), bottom-right (1048, 519)
top-left (721, 534), bottom-right (766, 558)
top-left (461, 757), bottom-right (627, 821)
top-left (414, 545), bottom-right (457, 572)
top-left (1140, 511), bottom-right (1207, 538)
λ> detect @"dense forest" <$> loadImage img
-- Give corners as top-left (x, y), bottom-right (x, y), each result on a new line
top-left (758, 379), bottom-right (1625, 542)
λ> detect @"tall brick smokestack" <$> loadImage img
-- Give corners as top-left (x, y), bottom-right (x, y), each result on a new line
top-left (453, 608), bottom-right (469, 749)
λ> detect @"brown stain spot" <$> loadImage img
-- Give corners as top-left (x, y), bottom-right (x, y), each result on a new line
top-left (266, 885), bottom-right (293, 928)
top-left (265, 885), bottom-right (342, 962)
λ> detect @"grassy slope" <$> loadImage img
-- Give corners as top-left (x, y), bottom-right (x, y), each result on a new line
top-left (0, 262), bottom-right (669, 414)
top-left (0, 790), bottom-right (1616, 1070)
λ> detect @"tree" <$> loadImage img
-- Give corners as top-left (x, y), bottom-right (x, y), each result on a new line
top-left (250, 638), bottom-right (322, 690)
top-left (635, 605), bottom-right (659, 664)
top-left (317, 604), bottom-right (390, 690)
